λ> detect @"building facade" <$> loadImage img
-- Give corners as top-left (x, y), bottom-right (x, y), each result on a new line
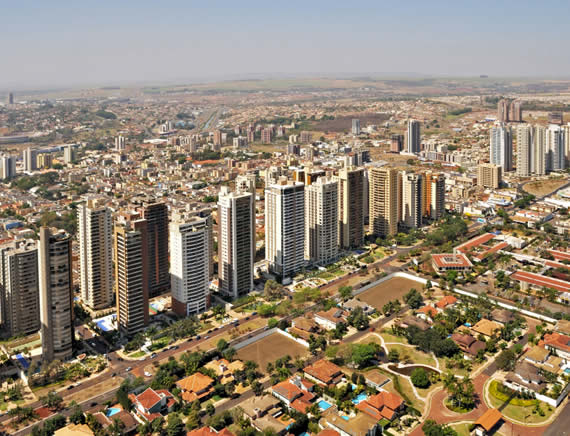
top-left (336, 167), bottom-right (365, 249)
top-left (141, 203), bottom-right (170, 297)
top-left (369, 166), bottom-right (398, 237)
top-left (401, 172), bottom-right (423, 228)
top-left (406, 120), bottom-right (421, 154)
top-left (305, 177), bottom-right (339, 265)
top-left (490, 123), bottom-right (513, 171)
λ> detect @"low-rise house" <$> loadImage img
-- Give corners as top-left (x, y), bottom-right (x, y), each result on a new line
top-left (435, 295), bottom-right (457, 311)
top-left (471, 319), bottom-right (502, 339)
top-left (542, 332), bottom-right (570, 364)
top-left (187, 427), bottom-right (235, 436)
top-left (319, 408), bottom-right (382, 436)
top-left (342, 299), bottom-right (375, 315)
top-left (54, 424), bottom-right (94, 436)
top-left (490, 308), bottom-right (516, 325)
top-left (363, 370), bottom-right (390, 390)
top-left (271, 376), bottom-right (316, 413)
top-left (431, 253), bottom-right (472, 275)
top-left (290, 316), bottom-right (320, 341)
top-left (416, 305), bottom-right (437, 322)
top-left (355, 391), bottom-right (405, 421)
top-left (473, 408), bottom-right (503, 436)
top-left (314, 308), bottom-right (349, 330)
top-left (304, 359), bottom-right (344, 387)
top-left (176, 372), bottom-right (215, 402)
top-left (556, 319), bottom-right (570, 336)
top-left (204, 359), bottom-right (244, 385)
top-left (524, 345), bottom-right (550, 366)
top-left (450, 333), bottom-right (486, 357)
top-left (505, 361), bottom-right (546, 395)
top-left (129, 387), bottom-right (176, 422)
top-left (239, 395), bottom-right (289, 434)
top-left (398, 315), bottom-right (430, 331)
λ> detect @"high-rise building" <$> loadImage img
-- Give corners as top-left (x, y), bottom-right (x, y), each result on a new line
top-left (336, 167), bottom-right (365, 249)
top-left (490, 123), bottom-right (513, 171)
top-left (63, 145), bottom-right (75, 164)
top-left (509, 100), bottom-right (522, 122)
top-left (115, 135), bottom-right (125, 151)
top-left (170, 218), bottom-right (210, 316)
top-left (423, 172), bottom-right (445, 220)
top-left (564, 124), bottom-right (570, 167)
top-left (352, 119), bottom-right (361, 135)
top-left (287, 144), bottom-right (301, 155)
top-left (369, 166), bottom-right (398, 237)
top-left (0, 240), bottom-right (40, 337)
top-left (37, 153), bottom-right (53, 169)
top-left (261, 128), bottom-right (272, 143)
top-left (548, 112), bottom-right (563, 125)
top-left (213, 130), bottom-right (223, 147)
top-left (516, 125), bottom-right (532, 177)
top-left (7, 93), bottom-right (14, 105)
top-left (305, 177), bottom-right (338, 265)
top-left (498, 99), bottom-right (509, 123)
top-left (300, 131), bottom-right (312, 144)
top-left (391, 134), bottom-right (404, 153)
top-left (532, 126), bottom-right (546, 175)
top-left (406, 120), bottom-right (421, 154)
top-left (235, 173), bottom-right (257, 272)
top-left (477, 163), bottom-right (502, 189)
top-left (401, 172), bottom-right (422, 229)
top-left (39, 228), bottom-right (73, 361)
top-left (0, 155), bottom-right (16, 180)
top-left (265, 166), bottom-right (282, 187)
top-left (114, 220), bottom-right (149, 335)
top-left (265, 179), bottom-right (305, 279)
top-left (78, 200), bottom-right (113, 310)
top-left (23, 147), bottom-right (37, 172)
top-left (218, 187), bottom-right (254, 298)
top-left (546, 124), bottom-right (565, 171)
top-left (140, 203), bottom-right (170, 297)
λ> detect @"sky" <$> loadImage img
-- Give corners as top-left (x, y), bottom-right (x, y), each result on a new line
top-left (2, 0), bottom-right (570, 89)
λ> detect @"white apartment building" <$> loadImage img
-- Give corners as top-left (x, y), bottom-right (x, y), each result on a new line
top-left (305, 177), bottom-right (339, 265)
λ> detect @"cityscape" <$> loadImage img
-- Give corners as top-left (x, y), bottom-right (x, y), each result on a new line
top-left (1, 2), bottom-right (570, 436)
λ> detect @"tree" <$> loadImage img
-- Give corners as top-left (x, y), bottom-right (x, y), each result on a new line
top-left (267, 318), bottom-right (278, 329)
top-left (388, 349), bottom-right (400, 363)
top-left (251, 381), bottom-right (264, 396)
top-left (264, 280), bottom-right (283, 300)
top-left (40, 391), bottom-right (64, 411)
top-left (410, 367), bottom-right (430, 388)
top-left (422, 419), bottom-right (459, 436)
top-left (206, 403), bottom-right (216, 416)
top-left (108, 418), bottom-right (125, 436)
top-left (217, 339), bottom-right (229, 353)
top-left (339, 286), bottom-right (353, 301)
top-left (166, 413), bottom-right (185, 436)
top-left (223, 347), bottom-right (237, 361)
top-left (403, 288), bottom-right (423, 309)
top-left (496, 349), bottom-right (516, 371)
top-left (69, 401), bottom-right (85, 424)
top-left (116, 385), bottom-right (132, 411)
top-left (347, 307), bottom-right (369, 330)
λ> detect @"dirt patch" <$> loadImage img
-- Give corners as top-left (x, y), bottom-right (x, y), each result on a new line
top-left (236, 332), bottom-right (308, 373)
top-left (357, 277), bottom-right (420, 310)
top-left (310, 113), bottom-right (389, 132)
top-left (65, 376), bottom-right (124, 404)
top-left (523, 179), bottom-right (568, 197)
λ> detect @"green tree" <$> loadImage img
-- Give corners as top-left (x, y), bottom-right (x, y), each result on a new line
top-left (388, 349), bottom-right (400, 362)
top-left (403, 288), bottom-right (423, 309)
top-left (206, 403), bottom-right (216, 416)
top-left (264, 280), bottom-right (283, 300)
top-left (69, 401), bottom-right (85, 424)
top-left (339, 286), bottom-right (353, 301)
top-left (410, 367), bottom-right (430, 388)
top-left (347, 307), bottom-right (369, 330)
top-left (166, 413), bottom-right (185, 436)
top-left (40, 391), bottom-right (64, 411)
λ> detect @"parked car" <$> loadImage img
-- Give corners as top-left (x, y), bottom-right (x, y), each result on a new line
top-left (125, 367), bottom-right (132, 372)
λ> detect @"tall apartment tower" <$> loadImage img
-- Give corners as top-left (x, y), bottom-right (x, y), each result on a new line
top-left (64, 145), bottom-right (75, 164)
top-left (478, 163), bottom-right (502, 189)
top-left (546, 125), bottom-right (566, 171)
top-left (401, 172), bottom-right (423, 229)
top-left (0, 240), bottom-right (40, 337)
top-left (23, 147), bottom-right (38, 172)
top-left (170, 218), bottom-right (210, 316)
top-left (141, 203), bottom-right (170, 297)
top-left (516, 125), bottom-right (532, 177)
top-left (0, 155), bottom-right (16, 180)
top-left (406, 120), bottom-right (421, 154)
top-left (115, 135), bottom-right (125, 151)
top-left (235, 172), bottom-right (257, 265)
top-left (305, 177), bottom-right (339, 265)
top-left (114, 220), bottom-right (149, 335)
top-left (265, 179), bottom-right (305, 279)
top-left (368, 166), bottom-right (398, 237)
top-left (78, 200), bottom-right (113, 310)
top-left (490, 123), bottom-right (513, 171)
top-left (336, 167), bottom-right (365, 249)
top-left (533, 126), bottom-right (546, 176)
top-left (425, 173), bottom-right (445, 220)
top-left (218, 187), bottom-right (254, 298)
top-left (498, 99), bottom-right (509, 122)
top-left (509, 100), bottom-right (522, 122)
top-left (39, 228), bottom-right (74, 361)
top-left (7, 93), bottom-right (14, 105)
top-left (352, 119), bottom-right (361, 135)
top-left (391, 134), bottom-right (404, 153)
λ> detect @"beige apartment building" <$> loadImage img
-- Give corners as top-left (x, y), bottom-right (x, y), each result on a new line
top-left (369, 166), bottom-right (399, 237)
top-left (336, 167), bottom-right (365, 249)
top-left (477, 163), bottom-right (502, 189)
top-left (305, 177), bottom-right (339, 265)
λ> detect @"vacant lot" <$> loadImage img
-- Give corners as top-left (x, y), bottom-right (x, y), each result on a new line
top-left (236, 332), bottom-right (308, 373)
top-left (523, 179), bottom-right (568, 197)
top-left (311, 113), bottom-right (389, 132)
top-left (357, 277), bottom-right (420, 310)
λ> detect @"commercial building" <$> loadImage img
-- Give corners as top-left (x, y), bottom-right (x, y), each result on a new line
top-left (401, 172), bottom-right (422, 229)
top-left (478, 163), bottom-right (502, 189)
top-left (78, 199), bottom-right (113, 310)
top-left (304, 177), bottom-right (339, 265)
top-left (0, 240), bottom-right (40, 337)
top-left (115, 220), bottom-right (149, 335)
top-left (265, 179), bottom-right (305, 279)
top-left (141, 203), bottom-right (170, 297)
top-left (406, 120), bottom-right (421, 154)
top-left (218, 187), bottom-right (254, 299)
top-left (336, 167), bottom-right (365, 249)
top-left (369, 166), bottom-right (398, 237)
top-left (39, 228), bottom-right (74, 361)
top-left (490, 123), bottom-right (513, 171)
top-left (170, 217), bottom-right (210, 316)
top-left (351, 119), bottom-right (361, 135)
top-left (516, 124), bottom-right (532, 177)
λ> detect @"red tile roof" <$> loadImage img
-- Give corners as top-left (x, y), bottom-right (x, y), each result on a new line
top-left (549, 249), bottom-right (570, 262)
top-left (135, 388), bottom-right (162, 411)
top-left (177, 373), bottom-right (214, 393)
top-left (417, 305), bottom-right (437, 318)
top-left (542, 332), bottom-right (570, 353)
top-left (511, 271), bottom-right (570, 293)
top-left (432, 254), bottom-right (472, 268)
top-left (436, 295), bottom-right (457, 309)
top-left (304, 359), bottom-right (343, 384)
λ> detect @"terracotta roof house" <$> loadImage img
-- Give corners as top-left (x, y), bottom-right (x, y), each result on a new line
top-left (187, 427), bottom-right (235, 436)
top-left (204, 359), bottom-right (244, 385)
top-left (450, 333), bottom-right (486, 357)
top-left (314, 308), bottom-right (349, 330)
top-left (490, 308), bottom-right (516, 325)
top-left (542, 332), bottom-right (570, 363)
top-left (435, 295), bottom-right (457, 310)
top-left (471, 319), bottom-right (502, 338)
top-left (355, 391), bottom-right (405, 421)
top-left (176, 373), bottom-right (215, 402)
top-left (363, 370), bottom-right (391, 390)
top-left (239, 395), bottom-right (289, 434)
top-left (398, 315), bottom-right (430, 331)
top-left (271, 376), bottom-right (316, 413)
top-left (320, 407), bottom-right (381, 436)
top-left (431, 253), bottom-right (472, 275)
top-left (304, 359), bottom-right (343, 386)
top-left (317, 430), bottom-right (340, 436)
top-left (416, 305), bottom-right (437, 322)
top-left (54, 424), bottom-right (94, 436)
top-left (474, 408), bottom-right (503, 436)
top-left (129, 388), bottom-right (176, 422)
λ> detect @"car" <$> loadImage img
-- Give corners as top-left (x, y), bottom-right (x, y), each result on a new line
top-left (205, 336), bottom-right (210, 339)
top-left (125, 367), bottom-right (132, 372)
top-left (187, 338), bottom-right (193, 342)
top-left (196, 335), bottom-right (201, 340)
top-left (67, 385), bottom-right (74, 390)
top-left (245, 317), bottom-right (250, 320)
top-left (117, 357), bottom-right (124, 361)
top-left (150, 353), bottom-right (157, 358)
top-left (111, 373), bottom-right (116, 377)
top-left (251, 312), bottom-right (258, 316)
top-left (207, 329), bottom-right (212, 333)
top-left (173, 345), bottom-right (179, 350)
top-left (90, 402), bottom-right (97, 407)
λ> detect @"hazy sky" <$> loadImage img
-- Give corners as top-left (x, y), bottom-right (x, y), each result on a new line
top-left (3, 0), bottom-right (570, 89)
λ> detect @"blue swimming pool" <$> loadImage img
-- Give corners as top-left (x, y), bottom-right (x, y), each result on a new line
top-left (318, 400), bottom-right (332, 410)
top-left (15, 353), bottom-right (29, 369)
top-left (106, 407), bottom-right (121, 417)
top-left (565, 368), bottom-right (570, 375)
top-left (352, 393), bottom-right (368, 404)
top-left (341, 415), bottom-right (349, 421)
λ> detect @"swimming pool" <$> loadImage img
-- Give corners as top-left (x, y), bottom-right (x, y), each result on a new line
top-left (106, 407), bottom-right (121, 417)
top-left (341, 415), bottom-right (349, 421)
top-left (318, 400), bottom-right (332, 410)
top-left (565, 368), bottom-right (570, 375)
top-left (15, 353), bottom-right (29, 369)
top-left (351, 393), bottom-right (368, 404)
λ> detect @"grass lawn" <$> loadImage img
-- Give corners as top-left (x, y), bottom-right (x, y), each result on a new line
top-left (450, 423), bottom-right (473, 436)
top-left (487, 381), bottom-right (555, 424)
top-left (380, 330), bottom-right (407, 344)
top-left (444, 397), bottom-right (474, 414)
top-left (416, 381), bottom-right (442, 399)
top-left (386, 344), bottom-right (436, 367)
top-left (379, 370), bottom-right (424, 410)
top-left (129, 351), bottom-right (147, 358)
top-left (149, 336), bottom-right (171, 351)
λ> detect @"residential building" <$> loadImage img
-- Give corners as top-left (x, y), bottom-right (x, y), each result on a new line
top-left (477, 163), bottom-right (502, 189)
top-left (351, 119), bottom-right (361, 135)
top-left (37, 153), bottom-right (53, 169)
top-left (473, 409), bottom-right (503, 436)
top-left (0, 240), bottom-right (40, 337)
top-left (516, 124), bottom-right (532, 177)
top-left (369, 166), bottom-right (398, 237)
top-left (336, 167), bottom-right (365, 249)
top-left (533, 125), bottom-right (546, 175)
top-left (304, 177), bottom-right (339, 265)
top-left (240, 395), bottom-right (288, 434)
top-left (498, 99), bottom-right (509, 123)
top-left (546, 124), bottom-right (565, 171)
top-left (261, 128), bottom-right (272, 143)
top-left (490, 123), bottom-right (513, 171)
top-left (39, 227), bottom-right (73, 361)
top-left (300, 131), bottom-right (312, 144)
top-left (63, 145), bottom-right (75, 164)
top-left (356, 391), bottom-right (405, 421)
top-left (406, 119), bottom-right (421, 153)
top-left (114, 220), bottom-right (149, 335)
top-left (78, 200), bottom-right (113, 310)
top-left (303, 359), bottom-right (343, 386)
top-left (115, 135), bottom-right (125, 151)
top-left (130, 387), bottom-right (177, 422)
top-left (426, 172), bottom-right (445, 219)
top-left (450, 333), bottom-right (486, 357)
top-left (265, 179), bottom-right (305, 279)
top-left (401, 172), bottom-right (422, 228)
top-left (217, 187), bottom-right (254, 298)
top-left (176, 372), bottom-right (214, 402)
top-left (141, 203), bottom-right (170, 297)
top-left (0, 155), bottom-right (16, 179)
top-left (320, 408), bottom-right (381, 436)
top-left (314, 307), bottom-right (349, 331)
top-left (271, 376), bottom-right (315, 413)
top-left (390, 134), bottom-right (403, 153)
top-left (509, 100), bottom-right (522, 122)
top-left (23, 147), bottom-right (37, 172)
